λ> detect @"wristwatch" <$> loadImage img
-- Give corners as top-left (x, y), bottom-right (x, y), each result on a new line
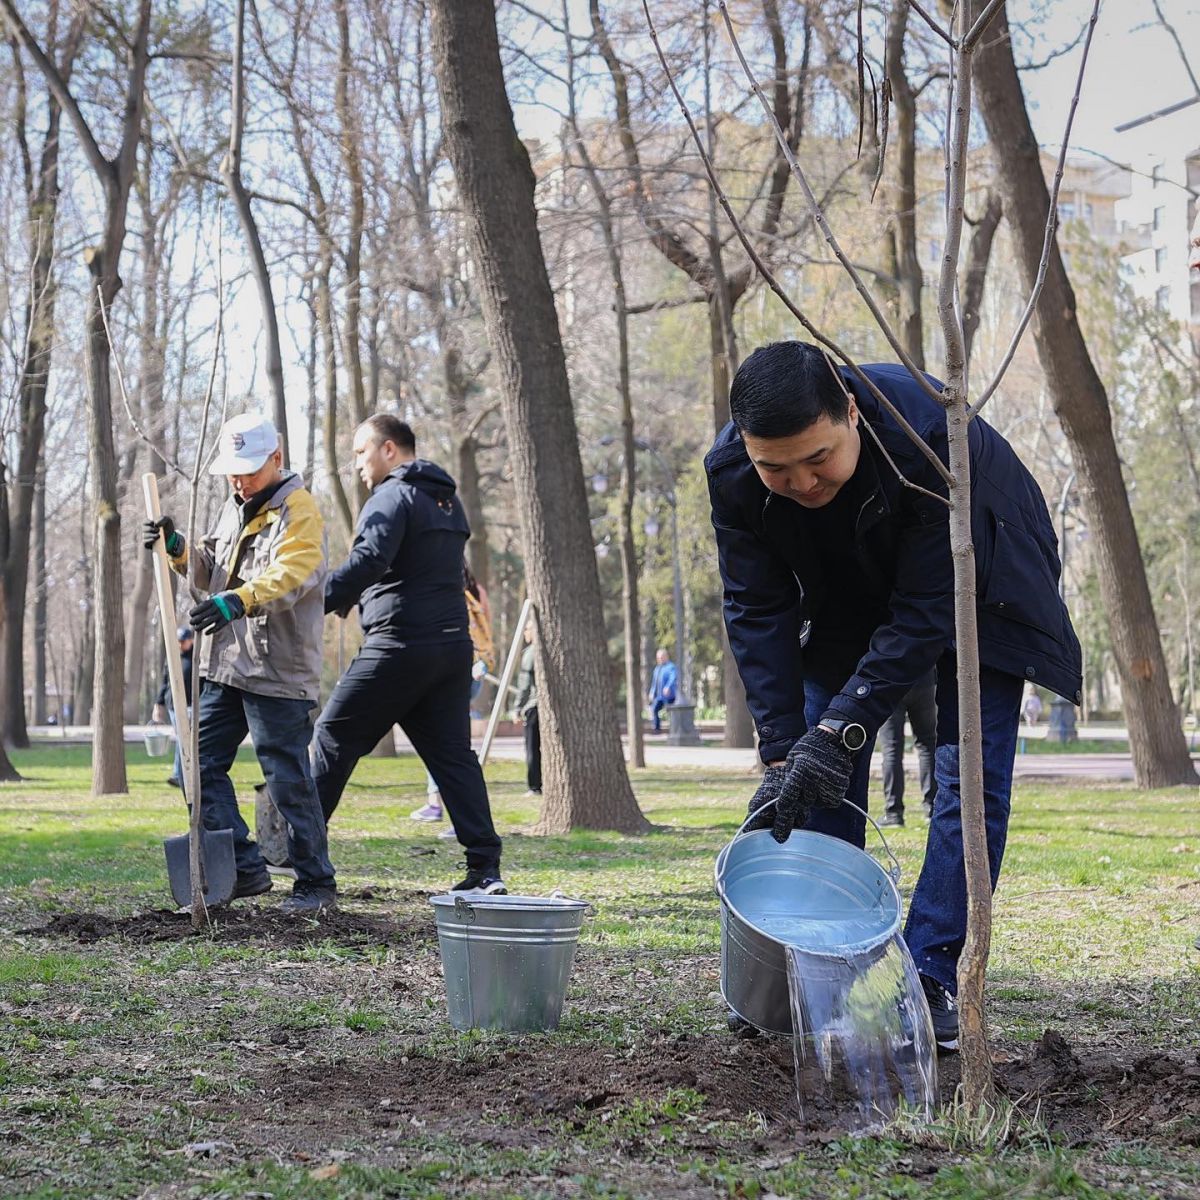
top-left (817, 718), bottom-right (868, 752)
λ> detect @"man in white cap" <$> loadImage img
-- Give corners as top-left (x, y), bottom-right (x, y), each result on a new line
top-left (142, 413), bottom-right (336, 912)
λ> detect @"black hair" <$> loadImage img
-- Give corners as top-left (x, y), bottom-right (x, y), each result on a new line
top-left (361, 413), bottom-right (416, 452)
top-left (729, 341), bottom-right (850, 438)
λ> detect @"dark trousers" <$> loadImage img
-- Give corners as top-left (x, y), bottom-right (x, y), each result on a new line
top-left (197, 681), bottom-right (335, 890)
top-left (877, 674), bottom-right (938, 818)
top-left (650, 698), bottom-right (668, 732)
top-left (524, 705), bottom-right (542, 791)
top-left (312, 640), bottom-right (502, 871)
top-left (800, 656), bottom-right (1023, 994)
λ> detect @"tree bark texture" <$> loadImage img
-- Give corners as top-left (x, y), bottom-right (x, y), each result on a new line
top-left (972, 0), bottom-right (1197, 786)
top-left (430, 0), bottom-right (646, 833)
top-left (961, 189), bottom-right (1002, 372)
top-left (1, 8), bottom-right (81, 747)
top-left (884, 0), bottom-right (924, 370)
top-left (31, 463), bottom-right (46, 725)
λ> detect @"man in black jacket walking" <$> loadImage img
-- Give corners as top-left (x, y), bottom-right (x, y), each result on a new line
top-left (312, 415), bottom-right (505, 895)
top-left (708, 341), bottom-right (1082, 1050)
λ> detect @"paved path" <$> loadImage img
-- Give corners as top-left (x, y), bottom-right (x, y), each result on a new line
top-left (29, 726), bottom-right (1200, 783)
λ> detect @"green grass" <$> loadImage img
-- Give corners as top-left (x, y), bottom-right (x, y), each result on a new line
top-left (1, 744), bottom-right (1199, 1198)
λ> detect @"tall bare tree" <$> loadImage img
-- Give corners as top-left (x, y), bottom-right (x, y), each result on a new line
top-left (1, 1), bottom-right (83, 751)
top-left (3, 0), bottom-right (154, 794)
top-left (429, 0), bottom-right (647, 833)
top-left (970, 0), bottom-right (1197, 787)
top-left (592, 0), bottom-right (810, 750)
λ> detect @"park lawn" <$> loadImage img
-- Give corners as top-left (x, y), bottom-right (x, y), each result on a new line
top-left (0, 745), bottom-right (1198, 1199)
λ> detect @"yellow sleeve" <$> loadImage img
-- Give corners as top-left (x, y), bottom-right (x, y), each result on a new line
top-left (232, 491), bottom-right (325, 613)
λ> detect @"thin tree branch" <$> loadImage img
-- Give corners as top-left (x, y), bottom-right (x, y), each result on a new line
top-left (1150, 0), bottom-right (1200, 98)
top-left (0, 0), bottom-right (111, 183)
top-left (906, 0), bottom-right (954, 48)
top-left (962, 0), bottom-right (1005, 52)
top-left (973, 0), bottom-right (1101, 413)
top-left (640, 0), bottom-right (954, 489)
top-left (714, 0), bottom-right (944, 405)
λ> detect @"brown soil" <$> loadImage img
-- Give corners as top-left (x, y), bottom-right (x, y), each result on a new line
top-left (250, 1026), bottom-right (1200, 1148)
top-left (21, 906), bottom-right (435, 949)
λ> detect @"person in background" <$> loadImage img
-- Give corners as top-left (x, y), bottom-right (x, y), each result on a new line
top-left (877, 670), bottom-right (937, 827)
top-left (152, 626), bottom-right (196, 788)
top-left (313, 415), bottom-right (505, 896)
top-left (708, 341), bottom-right (1082, 1050)
top-left (1021, 684), bottom-right (1043, 726)
top-left (512, 624), bottom-right (541, 796)
top-left (647, 648), bottom-right (678, 734)
top-left (143, 413), bottom-right (336, 913)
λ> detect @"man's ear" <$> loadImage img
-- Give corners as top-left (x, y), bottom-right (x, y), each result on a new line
top-left (847, 399), bottom-right (859, 427)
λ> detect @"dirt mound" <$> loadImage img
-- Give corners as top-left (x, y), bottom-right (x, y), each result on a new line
top-left (991, 1031), bottom-right (1200, 1145)
top-left (21, 906), bottom-right (434, 949)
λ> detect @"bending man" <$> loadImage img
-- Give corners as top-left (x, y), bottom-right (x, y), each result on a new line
top-left (707, 342), bottom-right (1082, 1050)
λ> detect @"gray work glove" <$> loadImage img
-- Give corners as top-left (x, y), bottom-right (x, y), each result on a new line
top-left (745, 764), bottom-right (787, 831)
top-left (770, 728), bottom-right (853, 844)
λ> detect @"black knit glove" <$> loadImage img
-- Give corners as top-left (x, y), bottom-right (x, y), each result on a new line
top-left (745, 764), bottom-right (786, 831)
top-left (771, 727), bottom-right (854, 844)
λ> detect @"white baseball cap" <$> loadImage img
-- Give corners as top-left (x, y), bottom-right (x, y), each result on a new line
top-left (208, 413), bottom-right (280, 475)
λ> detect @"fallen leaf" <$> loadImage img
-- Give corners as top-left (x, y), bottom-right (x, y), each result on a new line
top-left (309, 1163), bottom-right (340, 1180)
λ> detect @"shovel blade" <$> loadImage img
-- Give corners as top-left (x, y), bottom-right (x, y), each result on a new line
top-left (254, 782), bottom-right (291, 868)
top-left (163, 829), bottom-right (237, 908)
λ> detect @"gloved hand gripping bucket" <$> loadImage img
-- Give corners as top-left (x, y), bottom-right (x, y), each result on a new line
top-left (715, 803), bottom-right (902, 1036)
top-left (431, 893), bottom-right (589, 1032)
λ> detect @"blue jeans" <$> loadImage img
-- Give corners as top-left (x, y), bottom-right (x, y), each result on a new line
top-left (800, 657), bottom-right (1022, 994)
top-left (198, 681), bottom-right (335, 890)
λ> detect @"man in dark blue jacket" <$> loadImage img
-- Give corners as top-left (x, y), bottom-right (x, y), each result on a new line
top-left (708, 341), bottom-right (1082, 1049)
top-left (311, 415), bottom-right (505, 895)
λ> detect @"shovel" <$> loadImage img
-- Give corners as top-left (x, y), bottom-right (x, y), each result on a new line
top-left (144, 471), bottom-right (237, 909)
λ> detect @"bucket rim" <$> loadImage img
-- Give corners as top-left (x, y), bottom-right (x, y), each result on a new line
top-left (715, 826), bottom-right (901, 955)
top-left (430, 893), bottom-right (589, 911)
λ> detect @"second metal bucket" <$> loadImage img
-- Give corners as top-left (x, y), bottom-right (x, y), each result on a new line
top-left (431, 893), bottom-right (589, 1032)
top-left (715, 806), bottom-right (901, 1036)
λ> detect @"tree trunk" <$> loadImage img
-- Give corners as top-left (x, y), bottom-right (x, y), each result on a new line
top-left (31, 463), bottom-right (46, 726)
top-left (885, 0), bottom-right (924, 370)
top-left (972, 0), bottom-right (1197, 786)
top-left (1, 14), bottom-right (80, 747)
top-left (317, 249), bottom-right (354, 537)
top-left (84, 250), bottom-right (128, 794)
top-left (961, 189), bottom-right (1002, 372)
top-left (430, 0), bottom-right (646, 833)
top-left (335, 0), bottom-right (369, 511)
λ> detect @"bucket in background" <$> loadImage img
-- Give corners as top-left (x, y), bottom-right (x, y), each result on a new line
top-left (714, 813), bottom-right (901, 1036)
top-left (430, 893), bottom-right (589, 1032)
top-left (143, 726), bottom-right (172, 757)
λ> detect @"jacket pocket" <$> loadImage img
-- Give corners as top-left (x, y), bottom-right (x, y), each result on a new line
top-left (981, 513), bottom-right (1062, 636)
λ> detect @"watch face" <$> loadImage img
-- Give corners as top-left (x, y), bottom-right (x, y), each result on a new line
top-left (843, 723), bottom-right (868, 751)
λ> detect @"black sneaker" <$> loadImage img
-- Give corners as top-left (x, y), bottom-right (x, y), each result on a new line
top-left (232, 868), bottom-right (273, 900)
top-left (450, 867), bottom-right (507, 895)
top-left (279, 887), bottom-right (337, 914)
top-left (880, 812), bottom-right (904, 828)
top-left (920, 974), bottom-right (958, 1052)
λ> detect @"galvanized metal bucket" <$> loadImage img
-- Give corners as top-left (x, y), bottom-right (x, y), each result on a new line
top-left (143, 725), bottom-right (172, 757)
top-left (430, 892), bottom-right (589, 1032)
top-left (714, 802), bottom-right (902, 1036)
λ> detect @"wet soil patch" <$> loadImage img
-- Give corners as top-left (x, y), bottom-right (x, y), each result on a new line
top-left (21, 907), bottom-right (435, 949)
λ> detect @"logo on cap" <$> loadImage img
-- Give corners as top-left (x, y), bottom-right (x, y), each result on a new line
top-left (232, 433), bottom-right (246, 450)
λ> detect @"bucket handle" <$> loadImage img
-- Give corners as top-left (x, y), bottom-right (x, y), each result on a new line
top-left (715, 797), bottom-right (901, 893)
